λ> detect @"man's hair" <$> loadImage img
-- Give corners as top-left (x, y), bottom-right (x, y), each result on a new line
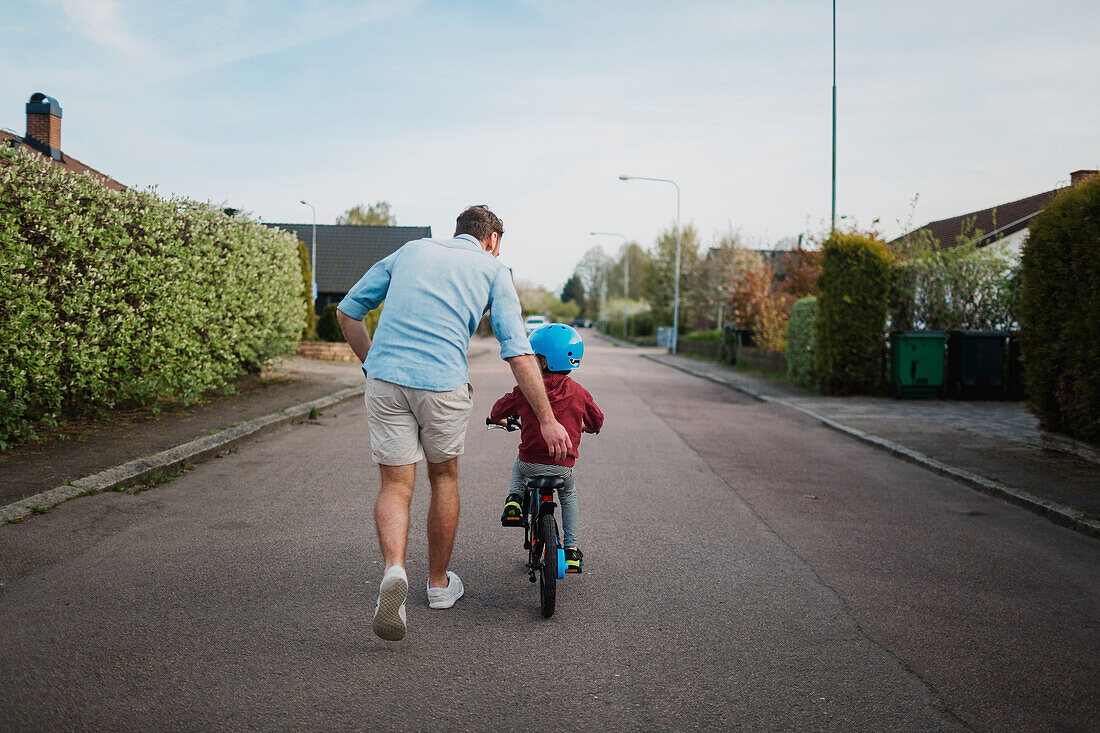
top-left (454, 205), bottom-right (504, 242)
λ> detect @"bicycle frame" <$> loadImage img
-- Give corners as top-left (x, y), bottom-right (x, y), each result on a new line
top-left (523, 481), bottom-right (560, 579)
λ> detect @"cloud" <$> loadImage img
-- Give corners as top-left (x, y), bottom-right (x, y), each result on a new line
top-left (41, 0), bottom-right (161, 62)
top-left (36, 0), bottom-right (425, 83)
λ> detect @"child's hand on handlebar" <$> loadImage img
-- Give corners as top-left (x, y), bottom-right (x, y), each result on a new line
top-left (485, 415), bottom-right (521, 432)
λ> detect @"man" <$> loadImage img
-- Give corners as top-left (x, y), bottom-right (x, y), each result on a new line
top-left (337, 205), bottom-right (570, 642)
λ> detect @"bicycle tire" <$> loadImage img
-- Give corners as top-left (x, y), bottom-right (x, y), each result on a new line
top-left (539, 515), bottom-right (558, 618)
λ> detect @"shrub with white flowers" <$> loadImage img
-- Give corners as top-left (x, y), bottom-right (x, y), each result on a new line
top-left (0, 147), bottom-right (304, 447)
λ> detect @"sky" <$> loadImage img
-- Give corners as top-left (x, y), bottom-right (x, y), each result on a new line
top-left (2, 0), bottom-right (1098, 291)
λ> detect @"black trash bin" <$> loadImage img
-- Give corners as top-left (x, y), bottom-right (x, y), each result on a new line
top-left (721, 323), bottom-right (738, 364)
top-left (946, 331), bottom-right (1008, 399)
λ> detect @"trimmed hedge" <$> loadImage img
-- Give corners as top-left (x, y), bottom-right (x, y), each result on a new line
top-left (681, 329), bottom-right (723, 343)
top-left (0, 147), bottom-right (304, 446)
top-left (318, 302), bottom-right (383, 342)
top-left (317, 303), bottom-right (346, 342)
top-left (814, 233), bottom-right (894, 395)
top-left (297, 241), bottom-right (317, 340)
top-left (1019, 176), bottom-right (1100, 444)
top-left (786, 296), bottom-right (818, 387)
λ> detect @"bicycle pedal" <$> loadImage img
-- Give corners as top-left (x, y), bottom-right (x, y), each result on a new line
top-left (500, 517), bottom-right (524, 527)
top-left (566, 566), bottom-right (582, 574)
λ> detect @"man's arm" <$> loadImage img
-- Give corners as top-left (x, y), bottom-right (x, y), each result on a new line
top-left (507, 354), bottom-right (571, 460)
top-left (337, 309), bottom-right (372, 363)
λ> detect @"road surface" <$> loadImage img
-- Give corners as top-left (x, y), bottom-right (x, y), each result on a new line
top-left (2, 340), bottom-right (1096, 731)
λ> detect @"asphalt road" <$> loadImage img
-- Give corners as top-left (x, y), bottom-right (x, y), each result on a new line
top-left (1, 340), bottom-right (1097, 731)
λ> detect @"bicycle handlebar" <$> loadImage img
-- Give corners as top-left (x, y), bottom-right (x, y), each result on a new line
top-left (485, 415), bottom-right (521, 432)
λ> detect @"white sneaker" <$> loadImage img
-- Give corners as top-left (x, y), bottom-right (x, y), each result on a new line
top-left (426, 571), bottom-right (464, 609)
top-left (372, 565), bottom-right (408, 641)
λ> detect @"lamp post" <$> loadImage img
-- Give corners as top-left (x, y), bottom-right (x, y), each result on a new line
top-left (590, 232), bottom-right (629, 339)
top-left (300, 200), bottom-right (317, 307)
top-left (831, 0), bottom-right (837, 233)
top-left (619, 175), bottom-right (681, 353)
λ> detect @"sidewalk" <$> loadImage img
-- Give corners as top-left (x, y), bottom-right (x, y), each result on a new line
top-left (636, 347), bottom-right (1100, 536)
top-left (0, 339), bottom-right (495, 512)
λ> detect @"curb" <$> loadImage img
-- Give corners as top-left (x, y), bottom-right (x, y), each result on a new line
top-left (0, 385), bottom-right (366, 525)
top-left (643, 354), bottom-right (1100, 540)
top-left (1040, 431), bottom-right (1100, 466)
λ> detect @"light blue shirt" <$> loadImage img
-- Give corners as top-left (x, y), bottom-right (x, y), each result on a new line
top-left (337, 234), bottom-right (532, 391)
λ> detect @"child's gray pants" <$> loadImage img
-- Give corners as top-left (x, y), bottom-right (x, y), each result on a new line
top-left (509, 460), bottom-right (578, 547)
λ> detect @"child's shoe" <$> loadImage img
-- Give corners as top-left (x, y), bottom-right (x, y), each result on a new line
top-left (564, 548), bottom-right (584, 573)
top-left (500, 494), bottom-right (523, 527)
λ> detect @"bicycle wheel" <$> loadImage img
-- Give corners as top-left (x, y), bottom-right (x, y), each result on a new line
top-left (539, 515), bottom-right (558, 618)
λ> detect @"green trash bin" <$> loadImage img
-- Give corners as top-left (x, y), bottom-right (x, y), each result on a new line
top-left (890, 330), bottom-right (947, 398)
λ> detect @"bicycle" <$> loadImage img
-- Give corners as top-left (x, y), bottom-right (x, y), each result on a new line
top-left (486, 416), bottom-right (567, 618)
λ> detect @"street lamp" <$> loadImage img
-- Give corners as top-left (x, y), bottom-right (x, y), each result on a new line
top-left (300, 200), bottom-right (317, 306)
top-left (619, 175), bottom-right (681, 354)
top-left (831, 0), bottom-right (837, 233)
top-left (590, 232), bottom-right (629, 340)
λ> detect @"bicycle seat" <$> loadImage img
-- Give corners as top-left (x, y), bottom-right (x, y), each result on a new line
top-left (526, 476), bottom-right (565, 491)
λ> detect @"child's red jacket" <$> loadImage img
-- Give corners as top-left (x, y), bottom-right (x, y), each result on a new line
top-left (489, 371), bottom-right (604, 467)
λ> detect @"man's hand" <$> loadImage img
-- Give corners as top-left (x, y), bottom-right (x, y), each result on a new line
top-left (540, 419), bottom-right (571, 461)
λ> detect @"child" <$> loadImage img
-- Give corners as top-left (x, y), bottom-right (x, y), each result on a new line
top-left (490, 324), bottom-right (604, 573)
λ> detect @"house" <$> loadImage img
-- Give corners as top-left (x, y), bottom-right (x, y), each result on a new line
top-left (1, 92), bottom-right (126, 191)
top-left (889, 170), bottom-right (1098, 257)
top-left (265, 223), bottom-right (432, 312)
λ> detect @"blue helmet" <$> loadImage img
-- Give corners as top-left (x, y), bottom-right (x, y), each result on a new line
top-left (529, 323), bottom-right (584, 372)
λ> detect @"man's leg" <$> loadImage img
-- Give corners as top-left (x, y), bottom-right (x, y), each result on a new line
top-left (376, 463), bottom-right (417, 570)
top-left (425, 457), bottom-right (460, 589)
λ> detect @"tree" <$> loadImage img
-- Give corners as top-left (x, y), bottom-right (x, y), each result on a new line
top-left (605, 242), bottom-right (651, 300)
top-left (337, 201), bottom-right (395, 225)
top-left (690, 232), bottom-right (764, 328)
top-left (574, 246), bottom-right (614, 319)
top-left (515, 280), bottom-right (581, 322)
top-left (644, 222), bottom-right (701, 328)
top-left (561, 274), bottom-right (586, 317)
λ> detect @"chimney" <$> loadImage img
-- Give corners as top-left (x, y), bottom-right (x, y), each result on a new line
top-left (25, 92), bottom-right (62, 161)
top-left (1070, 169), bottom-right (1098, 187)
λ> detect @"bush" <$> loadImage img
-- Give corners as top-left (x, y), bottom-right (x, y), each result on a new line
top-left (1020, 176), bottom-right (1100, 444)
top-left (786, 296), bottom-right (818, 387)
top-left (297, 241), bottom-right (317, 340)
top-left (814, 233), bottom-right (894, 395)
top-left (681, 329), bottom-right (723, 343)
top-left (318, 302), bottom-right (382, 342)
top-left (0, 147), bottom-right (304, 446)
top-left (729, 262), bottom-right (792, 352)
top-left (888, 227), bottom-right (1018, 331)
top-left (632, 310), bottom-right (656, 337)
top-left (317, 303), bottom-right (345, 342)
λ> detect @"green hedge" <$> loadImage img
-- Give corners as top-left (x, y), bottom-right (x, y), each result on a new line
top-left (786, 296), bottom-right (818, 387)
top-left (297, 241), bottom-right (317, 340)
top-left (317, 304), bottom-right (346, 342)
top-left (601, 310), bottom-right (656, 339)
top-left (814, 233), bottom-right (894, 395)
top-left (681, 329), bottom-right (723, 343)
top-left (317, 302), bottom-right (383, 342)
top-left (0, 147), bottom-right (304, 446)
top-left (1020, 176), bottom-right (1100, 444)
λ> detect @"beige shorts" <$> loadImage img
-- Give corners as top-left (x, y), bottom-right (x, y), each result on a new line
top-left (365, 377), bottom-right (474, 465)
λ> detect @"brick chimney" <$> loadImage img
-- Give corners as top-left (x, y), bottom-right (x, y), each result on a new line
top-left (1070, 169), bottom-right (1098, 187)
top-left (25, 92), bottom-right (62, 161)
